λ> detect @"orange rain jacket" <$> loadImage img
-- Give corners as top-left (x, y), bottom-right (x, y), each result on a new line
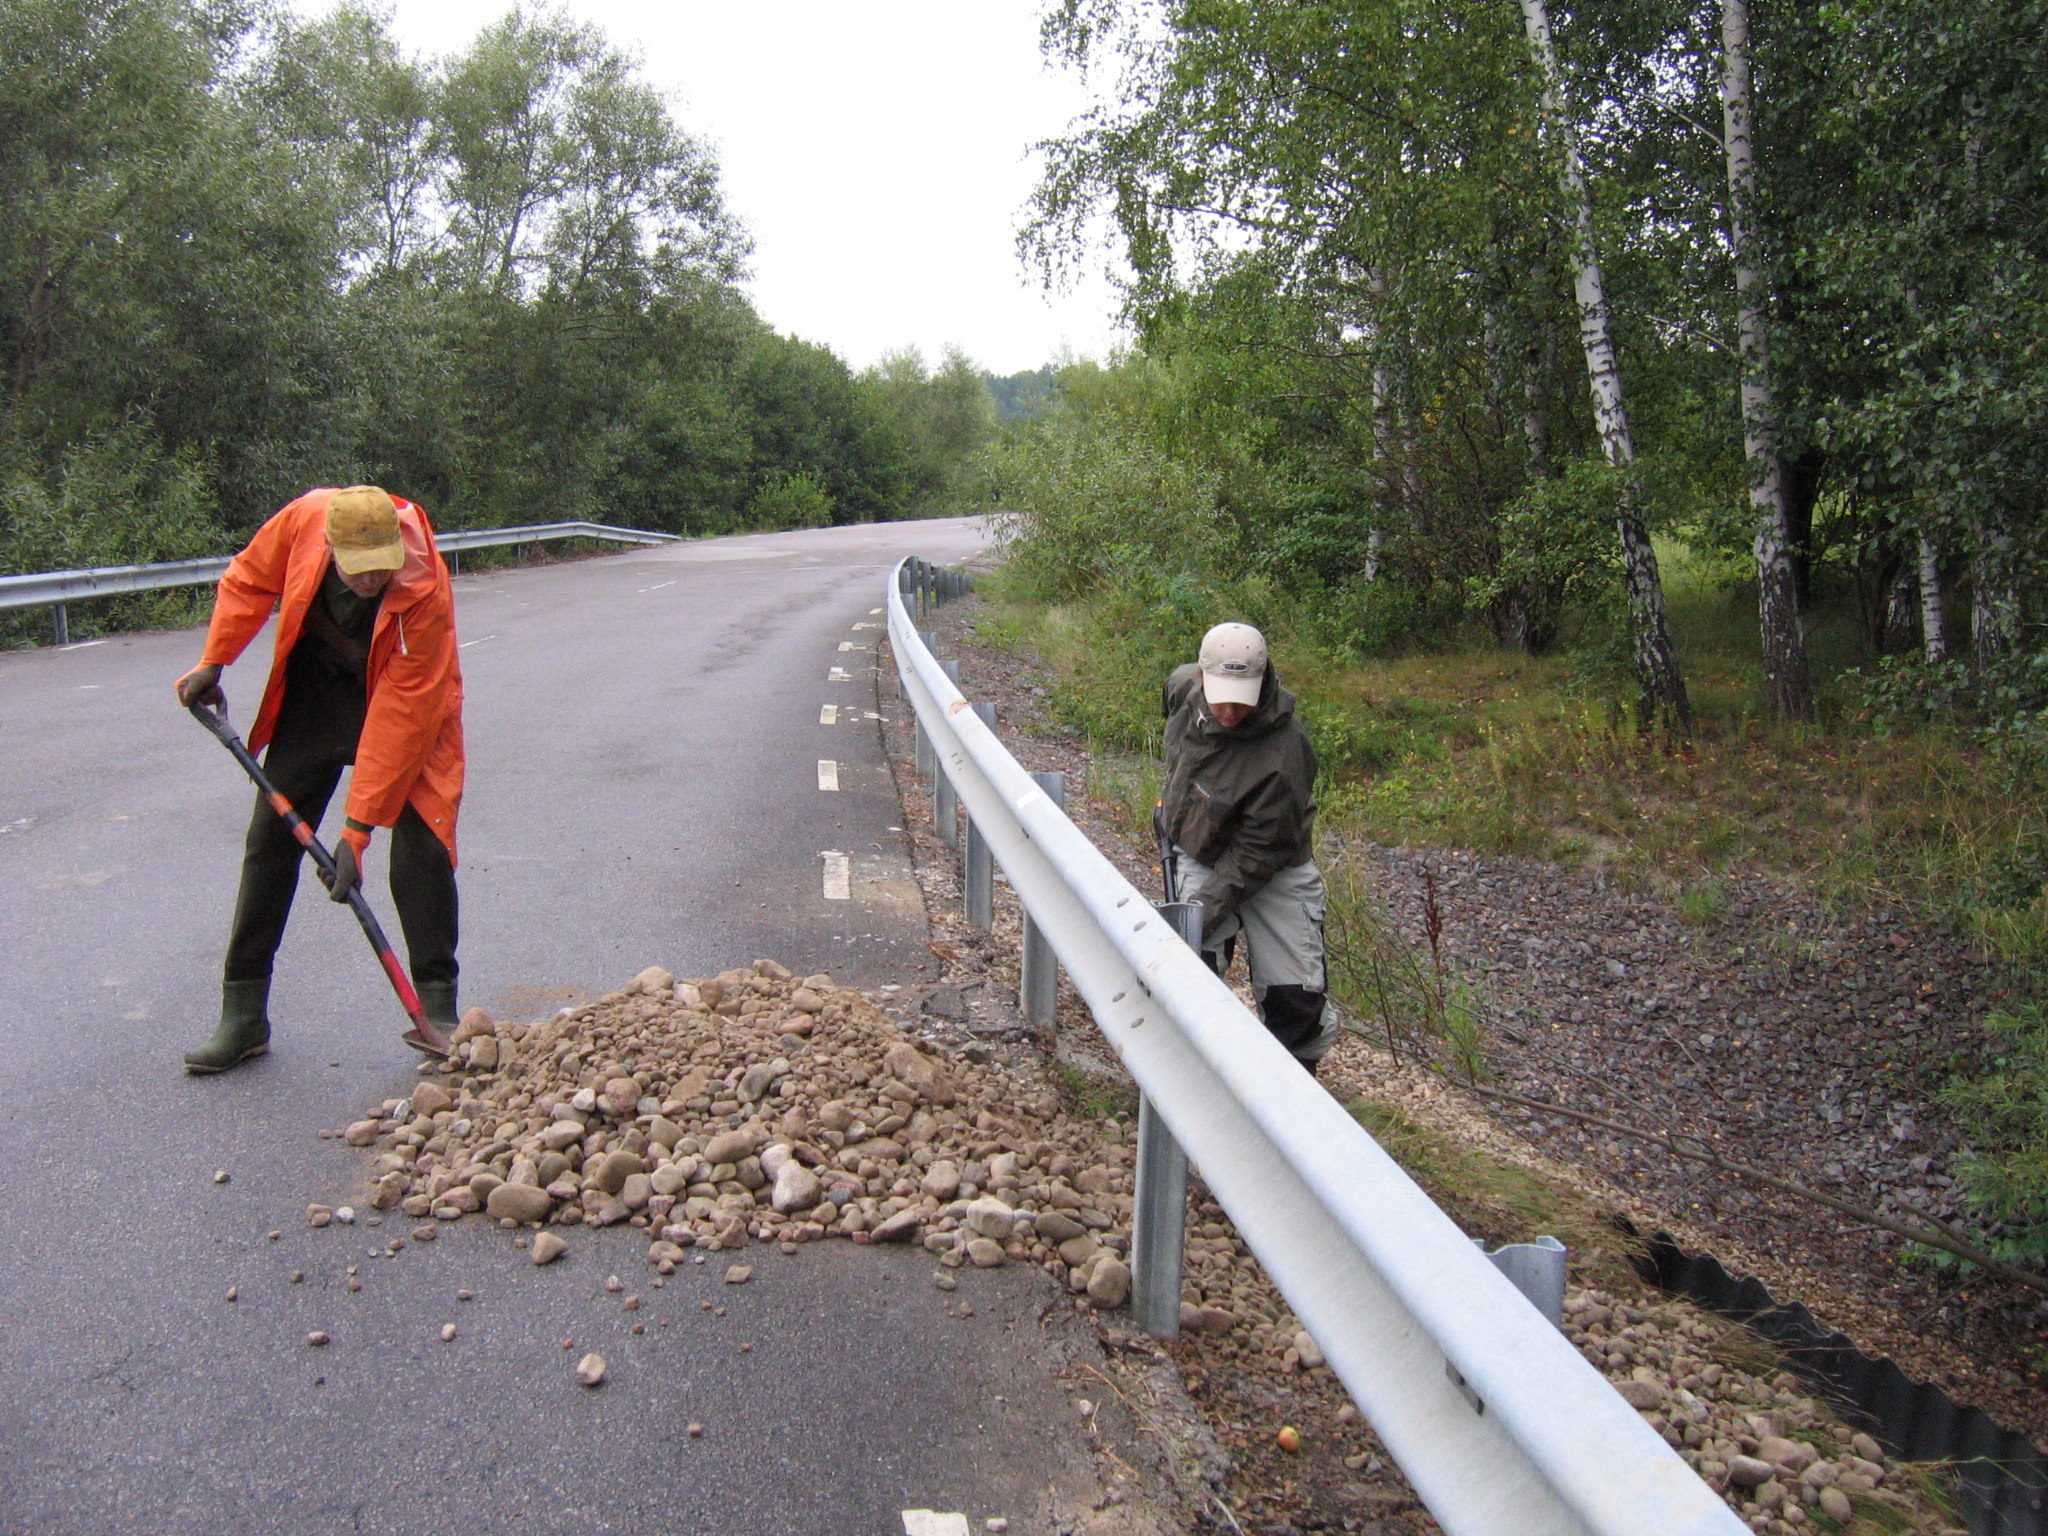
top-left (201, 488), bottom-right (466, 863)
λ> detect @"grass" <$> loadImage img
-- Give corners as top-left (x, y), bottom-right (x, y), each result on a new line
top-left (1059, 1060), bottom-right (1138, 1124)
top-left (1345, 1097), bottom-right (1643, 1289)
top-left (976, 557), bottom-right (2048, 950)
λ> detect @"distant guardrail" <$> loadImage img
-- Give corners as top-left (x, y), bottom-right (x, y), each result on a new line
top-left (889, 554), bottom-right (1748, 1536)
top-left (0, 521), bottom-right (679, 644)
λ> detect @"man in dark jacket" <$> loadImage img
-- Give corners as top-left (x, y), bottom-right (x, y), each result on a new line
top-left (1160, 622), bottom-right (1335, 1072)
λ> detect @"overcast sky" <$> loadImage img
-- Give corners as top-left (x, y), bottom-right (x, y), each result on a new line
top-left (339, 0), bottom-right (1128, 376)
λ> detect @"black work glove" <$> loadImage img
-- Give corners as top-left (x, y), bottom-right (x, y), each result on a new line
top-left (327, 839), bottom-right (361, 904)
top-left (176, 663), bottom-right (224, 709)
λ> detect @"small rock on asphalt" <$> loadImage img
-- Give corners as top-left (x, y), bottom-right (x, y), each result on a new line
top-left (575, 1352), bottom-right (607, 1387)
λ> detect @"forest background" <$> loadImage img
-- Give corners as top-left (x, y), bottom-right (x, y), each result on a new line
top-left (0, 0), bottom-right (1016, 642)
top-left (980, 0), bottom-right (2048, 1259)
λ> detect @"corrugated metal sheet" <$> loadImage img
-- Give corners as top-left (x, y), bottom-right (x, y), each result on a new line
top-left (1621, 1221), bottom-right (2047, 1536)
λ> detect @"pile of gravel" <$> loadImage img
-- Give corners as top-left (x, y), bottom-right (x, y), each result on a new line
top-left (1560, 1285), bottom-right (1959, 1534)
top-left (331, 960), bottom-right (1137, 1303)
top-left (320, 957), bottom-right (1969, 1533)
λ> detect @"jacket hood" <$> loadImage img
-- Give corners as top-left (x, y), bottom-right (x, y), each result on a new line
top-left (381, 500), bottom-right (439, 610)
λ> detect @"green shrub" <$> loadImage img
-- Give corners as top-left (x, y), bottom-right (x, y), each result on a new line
top-left (746, 469), bottom-right (833, 530)
top-left (0, 421), bottom-right (223, 646)
top-left (985, 418), bottom-right (1228, 602)
top-left (1943, 1005), bottom-right (2048, 1264)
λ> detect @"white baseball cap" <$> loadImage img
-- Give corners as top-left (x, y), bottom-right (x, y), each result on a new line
top-left (1199, 622), bottom-right (1267, 707)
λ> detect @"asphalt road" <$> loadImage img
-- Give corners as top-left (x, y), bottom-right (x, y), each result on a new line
top-left (0, 517), bottom-right (1120, 1535)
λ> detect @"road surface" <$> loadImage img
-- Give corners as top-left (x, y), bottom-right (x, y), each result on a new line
top-left (0, 517), bottom-right (1133, 1536)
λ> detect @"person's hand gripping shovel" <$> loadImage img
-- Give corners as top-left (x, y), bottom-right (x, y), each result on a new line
top-left (185, 689), bottom-right (453, 1058)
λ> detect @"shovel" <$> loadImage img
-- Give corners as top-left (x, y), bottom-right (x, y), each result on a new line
top-left (188, 697), bottom-right (450, 1057)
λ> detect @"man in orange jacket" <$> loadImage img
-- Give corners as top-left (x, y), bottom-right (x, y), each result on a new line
top-left (175, 486), bottom-right (466, 1073)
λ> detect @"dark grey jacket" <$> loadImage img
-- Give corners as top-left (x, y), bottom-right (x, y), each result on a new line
top-left (1159, 661), bottom-right (1318, 940)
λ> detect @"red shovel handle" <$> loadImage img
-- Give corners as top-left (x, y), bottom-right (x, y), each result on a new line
top-left (188, 698), bottom-right (428, 1030)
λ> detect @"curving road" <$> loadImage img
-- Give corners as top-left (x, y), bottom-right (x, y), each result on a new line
top-left (0, 517), bottom-right (1125, 1536)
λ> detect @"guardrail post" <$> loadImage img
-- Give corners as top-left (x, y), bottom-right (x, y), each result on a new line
top-left (1019, 771), bottom-right (1066, 1026)
top-left (1132, 899), bottom-right (1202, 1339)
top-left (912, 632), bottom-right (939, 776)
top-left (1477, 1235), bottom-right (1568, 1326)
top-left (51, 603), bottom-right (68, 647)
top-left (934, 658), bottom-right (961, 846)
top-left (446, 548), bottom-right (460, 577)
top-left (964, 703), bottom-right (997, 927)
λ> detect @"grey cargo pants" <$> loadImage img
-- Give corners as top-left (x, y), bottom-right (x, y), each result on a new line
top-left (1176, 854), bottom-right (1337, 1066)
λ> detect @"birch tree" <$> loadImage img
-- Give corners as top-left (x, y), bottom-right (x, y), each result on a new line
top-left (1719, 0), bottom-right (1812, 721)
top-left (1518, 0), bottom-right (1691, 730)
top-left (1918, 535), bottom-right (1947, 662)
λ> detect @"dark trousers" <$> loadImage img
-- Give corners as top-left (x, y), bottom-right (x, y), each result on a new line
top-left (223, 657), bottom-right (458, 990)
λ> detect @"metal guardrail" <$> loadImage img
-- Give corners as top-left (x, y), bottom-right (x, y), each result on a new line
top-left (888, 556), bottom-right (1746, 1536)
top-left (0, 520), bottom-right (678, 643)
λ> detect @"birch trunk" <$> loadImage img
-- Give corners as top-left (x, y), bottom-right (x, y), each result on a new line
top-left (1364, 269), bottom-right (1392, 583)
top-left (1918, 535), bottom-right (1947, 662)
top-left (1518, 0), bottom-right (1691, 730)
top-left (1720, 0), bottom-right (1813, 722)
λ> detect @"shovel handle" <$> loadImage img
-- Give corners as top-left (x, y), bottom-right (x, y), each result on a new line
top-left (188, 697), bottom-right (427, 1028)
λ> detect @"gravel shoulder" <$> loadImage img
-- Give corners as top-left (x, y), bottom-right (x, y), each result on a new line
top-left (892, 587), bottom-right (2010, 1536)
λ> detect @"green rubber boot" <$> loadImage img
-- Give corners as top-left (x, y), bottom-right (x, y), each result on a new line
top-left (404, 980), bottom-right (458, 1058)
top-left (184, 979), bottom-right (272, 1074)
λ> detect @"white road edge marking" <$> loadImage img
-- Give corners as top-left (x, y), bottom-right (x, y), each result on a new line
top-left (819, 704), bottom-right (838, 725)
top-left (900, 1514), bottom-right (969, 1536)
top-left (817, 759), bottom-right (840, 791)
top-left (458, 634), bottom-right (498, 649)
top-left (635, 580), bottom-right (677, 592)
top-left (869, 607), bottom-right (883, 615)
top-left (821, 851), bottom-right (851, 900)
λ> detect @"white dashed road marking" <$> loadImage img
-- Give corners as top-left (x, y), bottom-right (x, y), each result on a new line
top-left (458, 634), bottom-right (497, 649)
top-left (817, 760), bottom-right (839, 792)
top-left (828, 667), bottom-right (851, 682)
top-left (819, 704), bottom-right (838, 725)
top-left (821, 851), bottom-right (851, 900)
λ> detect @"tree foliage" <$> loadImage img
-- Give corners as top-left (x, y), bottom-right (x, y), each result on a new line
top-left (1004, 0), bottom-right (2048, 721)
top-left (0, 0), bottom-right (997, 630)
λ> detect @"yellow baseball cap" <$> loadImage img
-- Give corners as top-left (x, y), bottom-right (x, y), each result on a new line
top-left (326, 486), bottom-right (405, 575)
